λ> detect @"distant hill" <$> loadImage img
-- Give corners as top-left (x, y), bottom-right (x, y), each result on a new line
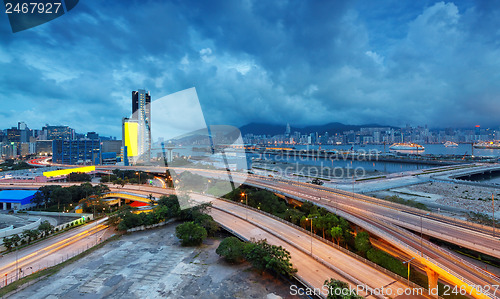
top-left (239, 122), bottom-right (396, 136)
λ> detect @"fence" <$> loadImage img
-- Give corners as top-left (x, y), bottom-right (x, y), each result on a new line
top-left (0, 236), bottom-right (106, 289)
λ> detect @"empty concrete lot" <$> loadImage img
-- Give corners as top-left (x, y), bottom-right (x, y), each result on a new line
top-left (9, 223), bottom-right (302, 299)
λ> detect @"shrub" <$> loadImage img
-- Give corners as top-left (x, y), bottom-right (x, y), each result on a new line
top-left (216, 237), bottom-right (245, 263)
top-left (175, 222), bottom-right (207, 246)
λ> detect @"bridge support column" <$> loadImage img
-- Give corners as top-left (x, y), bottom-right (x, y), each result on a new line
top-left (425, 268), bottom-right (439, 298)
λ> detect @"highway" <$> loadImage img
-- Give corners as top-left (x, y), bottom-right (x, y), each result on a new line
top-left (3, 167), bottom-right (500, 298)
top-left (0, 218), bottom-right (108, 287)
top-left (139, 167), bottom-right (500, 299)
top-left (203, 196), bottom-right (424, 298)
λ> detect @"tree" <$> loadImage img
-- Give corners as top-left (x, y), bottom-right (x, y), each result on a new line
top-left (244, 239), bottom-right (297, 278)
top-left (10, 234), bottom-right (21, 247)
top-left (51, 188), bottom-right (72, 210)
top-left (322, 214), bottom-right (339, 239)
top-left (194, 213), bottom-right (219, 236)
top-left (3, 236), bottom-right (14, 250)
top-left (283, 208), bottom-right (304, 226)
top-left (117, 212), bottom-right (144, 230)
top-left (147, 194), bottom-right (155, 206)
top-left (354, 231), bottom-right (372, 255)
top-left (157, 195), bottom-right (180, 218)
top-left (67, 172), bottom-right (91, 182)
top-left (38, 221), bottom-right (54, 237)
top-left (324, 278), bottom-right (363, 299)
top-left (31, 191), bottom-right (45, 209)
top-left (175, 221), bottom-right (207, 246)
top-left (331, 226), bottom-right (343, 245)
top-left (216, 237), bottom-right (245, 263)
top-left (22, 229), bottom-right (40, 244)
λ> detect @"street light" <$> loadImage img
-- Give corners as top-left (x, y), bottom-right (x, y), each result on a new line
top-left (136, 172), bottom-right (141, 186)
top-left (241, 192), bottom-right (248, 220)
top-left (305, 216), bottom-right (318, 256)
top-left (420, 213), bottom-right (430, 257)
top-left (402, 257), bottom-right (415, 287)
top-left (493, 193), bottom-right (496, 238)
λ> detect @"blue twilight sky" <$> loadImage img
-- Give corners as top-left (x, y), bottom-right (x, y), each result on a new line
top-left (0, 0), bottom-right (499, 137)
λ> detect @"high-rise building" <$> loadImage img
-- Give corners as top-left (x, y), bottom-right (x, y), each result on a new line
top-left (122, 117), bottom-right (137, 165)
top-left (130, 89), bottom-right (151, 163)
top-left (52, 139), bottom-right (101, 165)
top-left (86, 132), bottom-right (99, 140)
top-left (43, 125), bottom-right (74, 140)
top-left (285, 123), bottom-right (291, 137)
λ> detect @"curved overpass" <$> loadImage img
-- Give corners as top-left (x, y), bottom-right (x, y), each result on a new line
top-left (3, 167), bottom-right (500, 298)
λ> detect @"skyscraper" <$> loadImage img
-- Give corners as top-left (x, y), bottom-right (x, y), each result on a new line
top-left (125, 89), bottom-right (152, 163)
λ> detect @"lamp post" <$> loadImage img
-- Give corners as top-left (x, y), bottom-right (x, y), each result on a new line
top-left (15, 248), bottom-right (18, 281)
top-left (306, 216), bottom-right (317, 256)
top-left (136, 172), bottom-right (141, 186)
top-left (241, 192), bottom-right (248, 220)
top-left (420, 213), bottom-right (430, 257)
top-left (493, 193), bottom-right (496, 238)
top-left (403, 257), bottom-right (415, 287)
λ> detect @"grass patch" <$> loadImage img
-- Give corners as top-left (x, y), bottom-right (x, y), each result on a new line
top-left (384, 195), bottom-right (430, 211)
top-left (0, 234), bottom-right (121, 297)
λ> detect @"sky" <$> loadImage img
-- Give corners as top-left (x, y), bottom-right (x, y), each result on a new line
top-left (1, 0), bottom-right (500, 137)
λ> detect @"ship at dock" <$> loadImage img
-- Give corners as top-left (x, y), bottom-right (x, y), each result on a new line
top-left (473, 141), bottom-right (500, 149)
top-left (444, 141), bottom-right (458, 147)
top-left (389, 142), bottom-right (425, 151)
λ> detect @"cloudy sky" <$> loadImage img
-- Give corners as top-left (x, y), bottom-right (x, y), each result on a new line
top-left (1, 0), bottom-right (499, 137)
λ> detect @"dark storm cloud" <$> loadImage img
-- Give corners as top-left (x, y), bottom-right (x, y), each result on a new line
top-left (0, 0), bottom-right (499, 136)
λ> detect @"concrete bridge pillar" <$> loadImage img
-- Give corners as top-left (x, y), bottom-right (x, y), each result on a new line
top-left (425, 268), bottom-right (439, 298)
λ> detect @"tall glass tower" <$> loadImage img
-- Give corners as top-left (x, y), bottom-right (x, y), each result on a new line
top-left (131, 89), bottom-right (151, 162)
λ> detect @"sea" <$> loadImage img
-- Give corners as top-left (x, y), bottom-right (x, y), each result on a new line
top-left (154, 143), bottom-right (500, 177)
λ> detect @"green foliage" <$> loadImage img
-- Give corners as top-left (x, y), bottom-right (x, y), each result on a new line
top-left (2, 234), bottom-right (21, 250)
top-left (384, 195), bottom-right (430, 211)
top-left (179, 202), bottom-right (212, 221)
top-left (22, 229), bottom-right (40, 244)
top-left (117, 212), bottom-right (143, 230)
top-left (467, 211), bottom-right (495, 226)
top-left (110, 169), bottom-right (153, 184)
top-left (67, 172), bottom-right (91, 182)
top-left (32, 183), bottom-right (110, 211)
top-left (216, 237), bottom-right (245, 263)
top-left (330, 226), bottom-right (343, 245)
top-left (175, 221), bottom-right (207, 246)
top-left (283, 208), bottom-right (304, 226)
top-left (157, 195), bottom-right (181, 218)
top-left (354, 231), bottom-right (372, 255)
top-left (366, 248), bottom-right (407, 277)
top-left (324, 278), bottom-right (363, 299)
top-left (175, 171), bottom-right (208, 192)
top-left (38, 221), bottom-right (54, 236)
top-left (194, 213), bottom-right (219, 236)
top-left (244, 239), bottom-right (297, 278)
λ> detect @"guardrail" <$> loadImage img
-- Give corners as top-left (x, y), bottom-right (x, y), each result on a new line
top-left (214, 186), bottom-right (492, 299)
top-left (215, 197), bottom-right (427, 290)
top-left (252, 177), bottom-right (499, 241)
top-left (217, 221), bottom-right (326, 299)
top-left (202, 194), bottom-right (432, 298)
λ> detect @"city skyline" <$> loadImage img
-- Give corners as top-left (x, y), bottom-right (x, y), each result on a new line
top-left (1, 1), bottom-right (500, 136)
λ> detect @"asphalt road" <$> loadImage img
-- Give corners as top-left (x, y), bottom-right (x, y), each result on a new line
top-left (0, 218), bottom-right (109, 286)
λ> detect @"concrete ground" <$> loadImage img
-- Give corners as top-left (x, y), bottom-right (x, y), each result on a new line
top-left (0, 213), bottom-right (38, 229)
top-left (9, 223), bottom-right (307, 299)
